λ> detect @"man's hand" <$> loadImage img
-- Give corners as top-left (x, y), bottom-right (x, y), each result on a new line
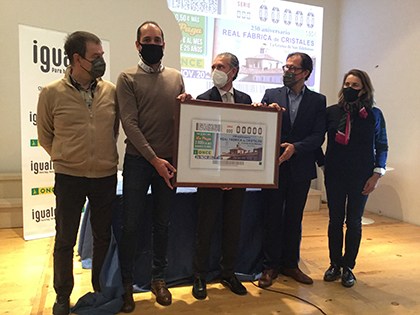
top-left (362, 173), bottom-right (381, 195)
top-left (252, 102), bottom-right (285, 112)
top-left (177, 92), bottom-right (193, 102)
top-left (150, 157), bottom-right (177, 189)
top-left (268, 103), bottom-right (286, 112)
top-left (278, 143), bottom-right (296, 165)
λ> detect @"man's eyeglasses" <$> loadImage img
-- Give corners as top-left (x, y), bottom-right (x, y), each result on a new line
top-left (282, 65), bottom-right (303, 73)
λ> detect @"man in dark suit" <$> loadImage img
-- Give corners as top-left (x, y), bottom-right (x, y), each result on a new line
top-left (257, 52), bottom-right (326, 287)
top-left (192, 52), bottom-right (252, 300)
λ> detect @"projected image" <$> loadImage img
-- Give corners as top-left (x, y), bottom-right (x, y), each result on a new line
top-left (167, 0), bottom-right (323, 102)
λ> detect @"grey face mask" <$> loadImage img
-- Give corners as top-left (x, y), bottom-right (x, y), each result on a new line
top-left (82, 56), bottom-right (106, 78)
top-left (283, 71), bottom-right (298, 88)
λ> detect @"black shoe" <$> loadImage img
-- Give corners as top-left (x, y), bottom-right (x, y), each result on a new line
top-left (192, 277), bottom-right (207, 300)
top-left (324, 264), bottom-right (341, 282)
top-left (221, 275), bottom-right (247, 295)
top-left (52, 295), bottom-right (70, 315)
top-left (341, 267), bottom-right (356, 287)
top-left (121, 284), bottom-right (135, 313)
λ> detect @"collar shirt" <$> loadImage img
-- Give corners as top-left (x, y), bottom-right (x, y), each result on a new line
top-left (69, 72), bottom-right (97, 111)
top-left (138, 59), bottom-right (164, 73)
top-left (217, 86), bottom-right (234, 103)
top-left (286, 85), bottom-right (305, 125)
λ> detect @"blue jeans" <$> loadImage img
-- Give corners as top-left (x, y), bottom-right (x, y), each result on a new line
top-left (118, 154), bottom-right (175, 284)
top-left (325, 172), bottom-right (369, 269)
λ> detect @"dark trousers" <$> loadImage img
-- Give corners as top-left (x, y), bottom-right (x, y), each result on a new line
top-left (53, 173), bottom-right (117, 297)
top-left (119, 154), bottom-right (175, 284)
top-left (262, 162), bottom-right (311, 270)
top-left (193, 187), bottom-right (246, 279)
top-left (325, 173), bottom-right (369, 269)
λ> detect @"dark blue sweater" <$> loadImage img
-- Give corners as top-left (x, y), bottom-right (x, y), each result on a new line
top-left (324, 104), bottom-right (388, 178)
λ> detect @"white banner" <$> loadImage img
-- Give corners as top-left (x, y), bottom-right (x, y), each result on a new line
top-left (19, 25), bottom-right (110, 240)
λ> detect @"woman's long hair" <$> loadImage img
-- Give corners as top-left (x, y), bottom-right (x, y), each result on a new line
top-left (338, 69), bottom-right (375, 109)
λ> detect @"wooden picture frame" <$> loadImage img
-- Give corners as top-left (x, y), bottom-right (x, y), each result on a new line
top-left (173, 99), bottom-right (282, 188)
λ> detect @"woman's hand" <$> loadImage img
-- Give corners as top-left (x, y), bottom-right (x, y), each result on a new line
top-left (362, 173), bottom-right (382, 195)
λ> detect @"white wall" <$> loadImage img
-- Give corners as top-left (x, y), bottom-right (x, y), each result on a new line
top-left (337, 0), bottom-right (420, 225)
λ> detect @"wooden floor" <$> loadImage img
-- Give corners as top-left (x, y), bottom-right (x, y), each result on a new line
top-left (2, 209), bottom-right (420, 315)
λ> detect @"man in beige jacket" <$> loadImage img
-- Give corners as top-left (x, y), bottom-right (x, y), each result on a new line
top-left (37, 31), bottom-right (119, 315)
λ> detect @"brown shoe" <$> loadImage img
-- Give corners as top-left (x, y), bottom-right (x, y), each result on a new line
top-left (151, 280), bottom-right (172, 306)
top-left (121, 284), bottom-right (135, 313)
top-left (258, 269), bottom-right (278, 288)
top-left (280, 267), bottom-right (313, 285)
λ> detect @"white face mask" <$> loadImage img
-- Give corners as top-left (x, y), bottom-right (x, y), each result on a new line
top-left (211, 69), bottom-right (232, 89)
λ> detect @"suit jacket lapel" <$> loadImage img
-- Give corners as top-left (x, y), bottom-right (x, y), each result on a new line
top-left (233, 89), bottom-right (242, 104)
top-left (279, 87), bottom-right (292, 131)
top-left (210, 86), bottom-right (223, 102)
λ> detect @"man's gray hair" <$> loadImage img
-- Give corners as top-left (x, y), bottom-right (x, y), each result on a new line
top-left (216, 52), bottom-right (239, 81)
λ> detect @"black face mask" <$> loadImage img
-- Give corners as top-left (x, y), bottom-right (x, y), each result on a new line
top-left (139, 43), bottom-right (164, 65)
top-left (342, 87), bottom-right (361, 103)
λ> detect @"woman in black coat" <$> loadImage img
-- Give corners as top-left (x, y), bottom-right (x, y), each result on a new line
top-left (323, 69), bottom-right (388, 287)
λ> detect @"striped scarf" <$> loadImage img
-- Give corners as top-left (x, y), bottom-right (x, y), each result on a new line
top-left (335, 101), bottom-right (368, 145)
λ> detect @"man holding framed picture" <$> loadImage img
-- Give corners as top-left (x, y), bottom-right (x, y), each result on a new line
top-left (191, 52), bottom-right (252, 300)
top-left (257, 52), bottom-right (326, 287)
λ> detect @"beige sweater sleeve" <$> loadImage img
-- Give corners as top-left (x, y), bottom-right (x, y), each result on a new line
top-left (36, 86), bottom-right (55, 156)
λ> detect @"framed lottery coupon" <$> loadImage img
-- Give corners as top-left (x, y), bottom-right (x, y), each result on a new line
top-left (173, 99), bottom-right (282, 188)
